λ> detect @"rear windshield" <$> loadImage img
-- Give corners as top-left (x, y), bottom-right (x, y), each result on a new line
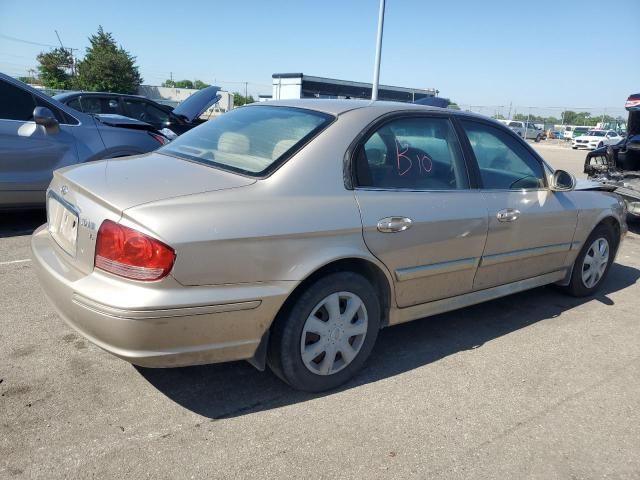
top-left (160, 105), bottom-right (333, 176)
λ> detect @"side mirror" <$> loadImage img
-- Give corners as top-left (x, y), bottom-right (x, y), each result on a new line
top-left (33, 106), bottom-right (59, 133)
top-left (550, 169), bottom-right (575, 192)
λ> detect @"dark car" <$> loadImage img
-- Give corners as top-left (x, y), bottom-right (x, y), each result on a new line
top-left (0, 73), bottom-right (171, 208)
top-left (53, 86), bottom-right (221, 136)
top-left (584, 93), bottom-right (640, 218)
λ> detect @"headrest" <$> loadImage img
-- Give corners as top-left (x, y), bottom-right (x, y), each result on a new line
top-left (218, 132), bottom-right (250, 154)
top-left (271, 139), bottom-right (297, 160)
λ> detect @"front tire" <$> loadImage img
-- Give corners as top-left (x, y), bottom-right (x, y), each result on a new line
top-left (564, 224), bottom-right (615, 297)
top-left (267, 272), bottom-right (381, 392)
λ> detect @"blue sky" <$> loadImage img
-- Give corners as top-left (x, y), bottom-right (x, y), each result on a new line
top-left (1, 0), bottom-right (638, 117)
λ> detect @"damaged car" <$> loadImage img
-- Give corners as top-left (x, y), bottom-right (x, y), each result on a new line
top-left (584, 93), bottom-right (640, 218)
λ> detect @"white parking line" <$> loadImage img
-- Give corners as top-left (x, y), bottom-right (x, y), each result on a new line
top-left (0, 259), bottom-right (31, 266)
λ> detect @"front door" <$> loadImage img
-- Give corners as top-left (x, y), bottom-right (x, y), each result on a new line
top-left (354, 114), bottom-right (489, 308)
top-left (458, 119), bottom-right (578, 290)
top-left (0, 79), bottom-right (78, 206)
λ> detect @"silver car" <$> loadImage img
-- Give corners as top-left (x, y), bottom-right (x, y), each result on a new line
top-left (32, 100), bottom-right (627, 392)
top-left (0, 73), bottom-right (169, 208)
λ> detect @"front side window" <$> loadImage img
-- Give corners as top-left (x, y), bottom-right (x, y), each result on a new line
top-left (355, 116), bottom-right (469, 190)
top-left (461, 120), bottom-right (545, 190)
top-left (0, 80), bottom-right (35, 121)
top-left (66, 98), bottom-right (81, 111)
top-left (160, 106), bottom-right (333, 176)
top-left (123, 99), bottom-right (169, 124)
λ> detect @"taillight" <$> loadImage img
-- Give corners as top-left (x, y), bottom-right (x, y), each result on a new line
top-left (148, 131), bottom-right (170, 145)
top-left (95, 220), bottom-right (175, 281)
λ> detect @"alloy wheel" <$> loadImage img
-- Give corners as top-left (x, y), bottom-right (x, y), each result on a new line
top-left (300, 292), bottom-right (368, 376)
top-left (581, 237), bottom-right (609, 288)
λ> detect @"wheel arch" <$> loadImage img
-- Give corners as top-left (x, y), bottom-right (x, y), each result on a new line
top-left (597, 215), bottom-right (622, 252)
top-left (249, 256), bottom-right (394, 371)
top-left (281, 256), bottom-right (394, 329)
top-left (558, 213), bottom-right (622, 287)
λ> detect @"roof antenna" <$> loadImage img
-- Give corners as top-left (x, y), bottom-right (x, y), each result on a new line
top-left (371, 0), bottom-right (386, 101)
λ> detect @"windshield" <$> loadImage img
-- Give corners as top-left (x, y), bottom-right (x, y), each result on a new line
top-left (587, 130), bottom-right (605, 136)
top-left (160, 106), bottom-right (333, 176)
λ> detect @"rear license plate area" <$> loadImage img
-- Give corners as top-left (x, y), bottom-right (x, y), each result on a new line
top-left (47, 194), bottom-right (79, 256)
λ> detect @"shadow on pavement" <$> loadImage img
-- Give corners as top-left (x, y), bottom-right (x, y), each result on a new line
top-left (137, 262), bottom-right (640, 420)
top-left (0, 209), bottom-right (46, 238)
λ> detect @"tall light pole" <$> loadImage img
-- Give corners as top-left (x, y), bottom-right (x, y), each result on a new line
top-left (371, 0), bottom-right (386, 101)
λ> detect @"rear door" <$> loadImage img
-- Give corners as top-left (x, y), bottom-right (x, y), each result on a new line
top-left (353, 113), bottom-right (489, 308)
top-left (0, 78), bottom-right (79, 206)
top-left (457, 118), bottom-right (578, 290)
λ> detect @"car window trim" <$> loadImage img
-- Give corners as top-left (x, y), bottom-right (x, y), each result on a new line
top-left (455, 116), bottom-right (549, 191)
top-left (345, 110), bottom-right (475, 191)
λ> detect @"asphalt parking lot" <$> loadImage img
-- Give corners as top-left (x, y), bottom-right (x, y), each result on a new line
top-left (1, 143), bottom-right (639, 479)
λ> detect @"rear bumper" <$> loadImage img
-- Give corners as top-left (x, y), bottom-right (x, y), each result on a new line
top-left (31, 225), bottom-right (294, 367)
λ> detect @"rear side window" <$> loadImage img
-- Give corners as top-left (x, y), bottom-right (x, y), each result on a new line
top-left (80, 96), bottom-right (119, 115)
top-left (161, 106), bottom-right (333, 176)
top-left (355, 116), bottom-right (469, 190)
top-left (460, 120), bottom-right (544, 190)
top-left (123, 99), bottom-right (169, 124)
top-left (0, 80), bottom-right (35, 121)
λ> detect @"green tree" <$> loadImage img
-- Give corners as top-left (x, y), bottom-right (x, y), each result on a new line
top-left (233, 92), bottom-right (255, 106)
top-left (161, 79), bottom-right (209, 89)
top-left (36, 48), bottom-right (74, 89)
top-left (76, 26), bottom-right (142, 93)
top-left (193, 79), bottom-right (210, 90)
top-left (174, 80), bottom-right (194, 89)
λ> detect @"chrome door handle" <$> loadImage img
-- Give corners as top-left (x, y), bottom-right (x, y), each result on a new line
top-left (496, 208), bottom-right (521, 223)
top-left (377, 216), bottom-right (413, 233)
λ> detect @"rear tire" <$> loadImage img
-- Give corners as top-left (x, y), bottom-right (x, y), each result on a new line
top-left (267, 272), bottom-right (380, 392)
top-left (564, 224), bottom-right (615, 297)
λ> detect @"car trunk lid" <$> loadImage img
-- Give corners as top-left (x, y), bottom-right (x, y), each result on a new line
top-left (172, 86), bottom-right (221, 123)
top-left (46, 152), bottom-right (255, 274)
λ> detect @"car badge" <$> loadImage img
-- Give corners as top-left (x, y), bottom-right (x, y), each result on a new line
top-left (60, 185), bottom-right (69, 196)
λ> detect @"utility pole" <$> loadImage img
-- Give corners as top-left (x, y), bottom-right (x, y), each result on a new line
top-left (371, 0), bottom-right (385, 101)
top-left (244, 81), bottom-right (248, 103)
top-left (54, 30), bottom-right (76, 77)
top-left (507, 101), bottom-right (512, 120)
